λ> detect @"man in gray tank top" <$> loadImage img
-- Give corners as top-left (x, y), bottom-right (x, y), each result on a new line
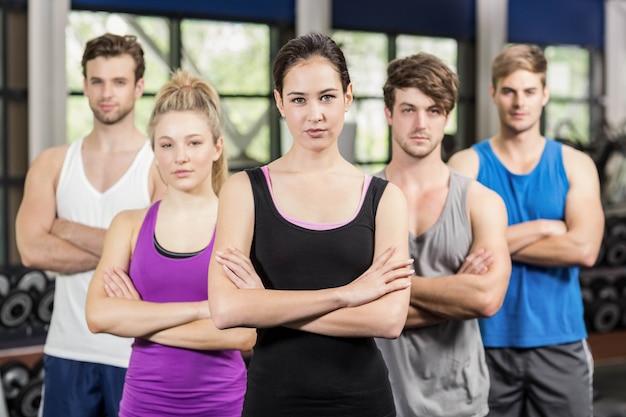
top-left (374, 53), bottom-right (511, 417)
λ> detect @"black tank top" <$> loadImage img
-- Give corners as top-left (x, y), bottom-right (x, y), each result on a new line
top-left (242, 167), bottom-right (396, 417)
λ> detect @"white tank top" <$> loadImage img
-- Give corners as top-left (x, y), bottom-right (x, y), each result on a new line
top-left (45, 137), bottom-right (154, 368)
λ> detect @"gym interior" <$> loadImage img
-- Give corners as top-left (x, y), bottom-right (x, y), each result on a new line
top-left (1, 1), bottom-right (626, 416)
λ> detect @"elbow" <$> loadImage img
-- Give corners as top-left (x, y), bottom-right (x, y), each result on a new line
top-left (240, 330), bottom-right (257, 352)
top-left (85, 305), bottom-right (107, 334)
top-left (210, 303), bottom-right (237, 330)
top-left (475, 289), bottom-right (505, 318)
top-left (579, 244), bottom-right (600, 268)
top-left (377, 304), bottom-right (408, 339)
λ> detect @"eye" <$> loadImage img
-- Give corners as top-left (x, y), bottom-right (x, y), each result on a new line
top-left (160, 143), bottom-right (171, 149)
top-left (291, 97), bottom-right (305, 104)
top-left (320, 94), bottom-right (335, 102)
top-left (401, 107), bottom-right (414, 114)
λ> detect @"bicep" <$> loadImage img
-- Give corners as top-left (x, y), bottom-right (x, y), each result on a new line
top-left (16, 155), bottom-right (60, 241)
top-left (209, 174), bottom-right (255, 295)
top-left (469, 186), bottom-right (511, 278)
top-left (88, 214), bottom-right (135, 301)
top-left (374, 184), bottom-right (409, 261)
top-left (564, 152), bottom-right (604, 239)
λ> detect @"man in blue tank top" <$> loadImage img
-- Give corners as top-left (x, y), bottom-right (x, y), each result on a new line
top-left (448, 44), bottom-right (604, 417)
top-left (375, 52), bottom-right (511, 417)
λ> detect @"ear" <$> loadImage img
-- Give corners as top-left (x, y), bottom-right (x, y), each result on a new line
top-left (213, 136), bottom-right (224, 161)
top-left (384, 106), bottom-right (393, 126)
top-left (541, 84), bottom-right (550, 107)
top-left (489, 83), bottom-right (496, 103)
top-left (274, 89), bottom-right (285, 117)
top-left (134, 78), bottom-right (145, 99)
top-left (344, 83), bottom-right (353, 112)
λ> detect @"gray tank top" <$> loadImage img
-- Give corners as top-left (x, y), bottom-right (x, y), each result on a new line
top-left (375, 169), bottom-right (489, 417)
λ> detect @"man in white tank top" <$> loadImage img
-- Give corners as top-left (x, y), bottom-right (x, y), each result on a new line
top-left (15, 33), bottom-right (166, 417)
top-left (374, 53), bottom-right (511, 417)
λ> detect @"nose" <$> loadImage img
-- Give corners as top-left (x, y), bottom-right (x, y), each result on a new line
top-left (513, 93), bottom-right (525, 108)
top-left (102, 81), bottom-right (113, 98)
top-left (413, 110), bottom-right (426, 130)
top-left (308, 102), bottom-right (323, 122)
top-left (175, 145), bottom-right (189, 163)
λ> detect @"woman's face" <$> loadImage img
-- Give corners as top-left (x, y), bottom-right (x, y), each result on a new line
top-left (153, 110), bottom-right (222, 193)
top-left (275, 56), bottom-right (352, 152)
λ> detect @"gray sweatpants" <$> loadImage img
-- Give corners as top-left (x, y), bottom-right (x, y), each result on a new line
top-left (485, 340), bottom-right (594, 417)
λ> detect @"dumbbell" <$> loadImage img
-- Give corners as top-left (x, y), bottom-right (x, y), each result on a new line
top-left (14, 378), bottom-right (43, 417)
top-left (585, 277), bottom-right (621, 333)
top-left (14, 268), bottom-right (54, 324)
top-left (615, 276), bottom-right (626, 329)
top-left (0, 273), bottom-right (33, 329)
top-left (1, 361), bottom-right (30, 405)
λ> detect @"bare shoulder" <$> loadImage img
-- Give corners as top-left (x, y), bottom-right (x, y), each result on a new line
top-left (28, 144), bottom-right (69, 174)
top-left (221, 170), bottom-right (253, 196)
top-left (108, 207), bottom-right (149, 240)
top-left (380, 180), bottom-right (407, 205)
top-left (447, 147), bottom-right (479, 179)
top-left (561, 143), bottom-right (597, 173)
top-left (467, 180), bottom-right (505, 211)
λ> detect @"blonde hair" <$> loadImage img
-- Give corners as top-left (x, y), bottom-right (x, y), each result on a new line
top-left (148, 69), bottom-right (228, 195)
top-left (491, 44), bottom-right (547, 89)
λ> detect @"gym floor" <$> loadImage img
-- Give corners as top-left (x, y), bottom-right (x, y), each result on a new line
top-left (594, 360), bottom-right (626, 416)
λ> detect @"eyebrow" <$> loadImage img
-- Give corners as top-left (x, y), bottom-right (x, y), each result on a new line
top-left (285, 87), bottom-right (339, 96)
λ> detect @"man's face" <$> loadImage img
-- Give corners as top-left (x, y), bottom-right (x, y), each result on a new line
top-left (83, 54), bottom-right (144, 126)
top-left (491, 69), bottom-right (549, 135)
top-left (385, 87), bottom-right (449, 160)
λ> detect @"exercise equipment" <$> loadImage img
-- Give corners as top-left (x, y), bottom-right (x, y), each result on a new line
top-left (0, 361), bottom-right (30, 403)
top-left (586, 277), bottom-right (622, 333)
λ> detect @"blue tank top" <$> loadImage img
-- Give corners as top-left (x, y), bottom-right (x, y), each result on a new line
top-left (473, 138), bottom-right (586, 348)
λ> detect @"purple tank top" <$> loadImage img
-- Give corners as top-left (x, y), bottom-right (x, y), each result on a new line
top-left (120, 201), bottom-right (247, 417)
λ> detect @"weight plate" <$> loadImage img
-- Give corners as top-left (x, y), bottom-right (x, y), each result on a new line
top-left (16, 270), bottom-right (48, 294)
top-left (0, 291), bottom-right (34, 328)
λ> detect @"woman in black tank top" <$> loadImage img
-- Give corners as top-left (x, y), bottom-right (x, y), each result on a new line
top-left (208, 33), bottom-right (414, 417)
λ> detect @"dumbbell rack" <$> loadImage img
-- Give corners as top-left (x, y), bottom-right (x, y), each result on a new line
top-left (0, 266), bottom-right (54, 417)
top-left (580, 212), bottom-right (626, 365)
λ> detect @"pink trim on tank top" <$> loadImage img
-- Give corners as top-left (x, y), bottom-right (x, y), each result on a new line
top-left (260, 165), bottom-right (371, 231)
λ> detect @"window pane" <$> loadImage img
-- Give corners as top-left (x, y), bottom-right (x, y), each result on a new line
top-left (181, 20), bottom-right (270, 95)
top-left (332, 30), bottom-right (388, 97)
top-left (396, 35), bottom-right (458, 71)
top-left (545, 46), bottom-right (590, 100)
top-left (545, 102), bottom-right (590, 145)
top-left (349, 98), bottom-right (389, 163)
top-left (66, 11), bottom-right (171, 94)
top-left (221, 97), bottom-right (271, 170)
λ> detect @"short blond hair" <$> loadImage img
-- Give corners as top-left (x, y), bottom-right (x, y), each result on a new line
top-left (491, 44), bottom-right (547, 89)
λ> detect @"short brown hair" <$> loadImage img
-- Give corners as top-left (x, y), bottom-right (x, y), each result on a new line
top-left (491, 44), bottom-right (547, 88)
top-left (383, 52), bottom-right (458, 115)
top-left (81, 33), bottom-right (145, 83)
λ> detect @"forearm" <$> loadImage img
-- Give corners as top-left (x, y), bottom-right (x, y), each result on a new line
top-left (51, 218), bottom-right (106, 257)
top-left (86, 298), bottom-right (206, 338)
top-left (507, 220), bottom-right (565, 255)
top-left (512, 233), bottom-right (599, 267)
top-left (286, 289), bottom-right (410, 339)
top-left (19, 234), bottom-right (100, 273)
top-left (147, 319), bottom-right (257, 351)
top-left (409, 272), bottom-right (507, 320)
top-left (404, 305), bottom-right (445, 329)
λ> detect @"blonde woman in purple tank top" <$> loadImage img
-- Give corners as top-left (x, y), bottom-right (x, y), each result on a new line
top-left (85, 69), bottom-right (255, 417)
